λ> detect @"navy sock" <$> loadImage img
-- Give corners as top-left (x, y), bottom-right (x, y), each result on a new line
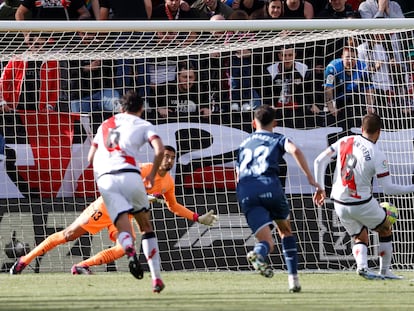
top-left (253, 241), bottom-right (270, 259)
top-left (282, 236), bottom-right (298, 275)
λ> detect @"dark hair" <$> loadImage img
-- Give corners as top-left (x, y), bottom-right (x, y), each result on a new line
top-left (178, 61), bottom-right (196, 72)
top-left (119, 90), bottom-right (144, 113)
top-left (254, 104), bottom-right (276, 126)
top-left (278, 44), bottom-right (295, 54)
top-left (177, 61), bottom-right (197, 81)
top-left (164, 145), bottom-right (176, 153)
top-left (342, 45), bottom-right (356, 55)
top-left (228, 9), bottom-right (249, 20)
top-left (264, 0), bottom-right (283, 19)
top-left (362, 113), bottom-right (382, 134)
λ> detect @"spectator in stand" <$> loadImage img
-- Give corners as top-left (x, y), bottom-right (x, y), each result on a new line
top-left (250, 0), bottom-right (283, 19)
top-left (148, 62), bottom-right (211, 124)
top-left (15, 0), bottom-right (90, 43)
top-left (356, 33), bottom-right (409, 129)
top-left (317, 0), bottom-right (360, 18)
top-left (99, 0), bottom-right (151, 19)
top-left (227, 9), bottom-right (262, 120)
top-left (307, 0), bottom-right (327, 16)
top-left (144, 39), bottom-right (179, 105)
top-left (234, 0), bottom-right (266, 16)
top-left (85, 0), bottom-right (100, 19)
top-left (324, 45), bottom-right (374, 130)
top-left (152, 0), bottom-right (199, 18)
top-left (152, 0), bottom-right (199, 46)
top-left (191, 0), bottom-right (234, 19)
top-left (263, 45), bottom-right (313, 128)
top-left (359, 0), bottom-right (404, 18)
top-left (197, 14), bottom-right (231, 124)
top-left (347, 0), bottom-right (362, 11)
top-left (0, 33), bottom-right (69, 113)
top-left (15, 0), bottom-right (90, 20)
top-left (99, 0), bottom-right (152, 99)
top-left (308, 62), bottom-right (326, 127)
top-left (313, 0), bottom-right (360, 82)
top-left (359, 0), bottom-right (412, 127)
top-left (282, 0), bottom-right (314, 19)
top-left (69, 28), bottom-right (120, 114)
top-left (0, 0), bottom-right (22, 19)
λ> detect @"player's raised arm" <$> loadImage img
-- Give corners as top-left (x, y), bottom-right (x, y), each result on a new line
top-left (144, 146), bottom-right (218, 226)
top-left (313, 146), bottom-right (335, 206)
top-left (376, 168), bottom-right (414, 195)
top-left (144, 137), bottom-right (164, 189)
top-left (87, 144), bottom-right (98, 166)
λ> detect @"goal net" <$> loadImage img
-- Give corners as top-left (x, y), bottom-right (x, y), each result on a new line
top-left (0, 20), bottom-right (413, 274)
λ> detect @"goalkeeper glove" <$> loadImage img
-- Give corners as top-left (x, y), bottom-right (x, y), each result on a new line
top-left (147, 193), bottom-right (165, 204)
top-left (195, 210), bottom-right (218, 226)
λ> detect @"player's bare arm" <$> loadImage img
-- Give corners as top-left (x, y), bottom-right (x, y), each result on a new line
top-left (144, 138), bottom-right (164, 189)
top-left (324, 86), bottom-right (337, 116)
top-left (87, 144), bottom-right (98, 166)
top-left (313, 147), bottom-right (335, 206)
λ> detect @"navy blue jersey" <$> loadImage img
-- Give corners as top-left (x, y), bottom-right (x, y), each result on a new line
top-left (236, 130), bottom-right (287, 181)
top-left (236, 130), bottom-right (291, 228)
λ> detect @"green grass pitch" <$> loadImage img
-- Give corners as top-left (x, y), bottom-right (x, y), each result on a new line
top-left (2, 271), bottom-right (414, 310)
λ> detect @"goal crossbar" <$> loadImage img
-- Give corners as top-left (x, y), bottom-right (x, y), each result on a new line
top-left (0, 18), bottom-right (412, 32)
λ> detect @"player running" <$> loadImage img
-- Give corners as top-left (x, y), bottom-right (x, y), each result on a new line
top-left (313, 112), bottom-right (414, 280)
top-left (10, 145), bottom-right (218, 292)
top-left (235, 104), bottom-right (322, 292)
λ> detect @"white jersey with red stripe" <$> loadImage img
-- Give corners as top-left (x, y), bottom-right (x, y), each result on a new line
top-left (92, 113), bottom-right (159, 178)
top-left (330, 134), bottom-right (389, 203)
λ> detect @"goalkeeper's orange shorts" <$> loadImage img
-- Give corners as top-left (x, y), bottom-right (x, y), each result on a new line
top-left (77, 196), bottom-right (135, 242)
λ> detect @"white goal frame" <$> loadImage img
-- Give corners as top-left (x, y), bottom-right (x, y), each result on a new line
top-left (0, 19), bottom-right (413, 274)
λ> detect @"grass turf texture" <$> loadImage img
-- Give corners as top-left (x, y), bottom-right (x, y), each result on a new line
top-left (2, 271), bottom-right (413, 310)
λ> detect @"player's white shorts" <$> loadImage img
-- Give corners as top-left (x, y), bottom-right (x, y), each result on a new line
top-left (333, 197), bottom-right (387, 236)
top-left (96, 171), bottom-right (149, 223)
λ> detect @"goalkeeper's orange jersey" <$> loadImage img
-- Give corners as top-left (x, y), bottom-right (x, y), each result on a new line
top-left (140, 162), bottom-right (196, 222)
top-left (79, 163), bottom-right (196, 241)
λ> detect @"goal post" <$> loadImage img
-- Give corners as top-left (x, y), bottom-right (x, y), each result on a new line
top-left (0, 19), bottom-right (413, 273)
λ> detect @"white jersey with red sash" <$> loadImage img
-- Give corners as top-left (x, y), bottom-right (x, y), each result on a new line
top-left (330, 134), bottom-right (389, 203)
top-left (92, 113), bottom-right (159, 179)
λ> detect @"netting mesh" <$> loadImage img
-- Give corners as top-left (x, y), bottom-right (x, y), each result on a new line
top-left (0, 21), bottom-right (413, 273)
top-left (0, 27), bottom-right (408, 61)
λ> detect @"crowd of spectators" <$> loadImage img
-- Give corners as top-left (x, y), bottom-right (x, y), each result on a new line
top-left (0, 0), bottom-right (413, 136)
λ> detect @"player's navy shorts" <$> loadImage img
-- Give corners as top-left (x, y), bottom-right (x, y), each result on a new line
top-left (236, 176), bottom-right (290, 234)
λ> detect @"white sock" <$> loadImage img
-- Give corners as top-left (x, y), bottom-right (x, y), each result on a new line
top-left (352, 243), bottom-right (368, 270)
top-left (379, 241), bottom-right (393, 273)
top-left (117, 231), bottom-right (134, 256)
top-left (142, 237), bottom-right (161, 280)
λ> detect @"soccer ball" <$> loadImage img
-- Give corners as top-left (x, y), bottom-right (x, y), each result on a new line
top-left (4, 240), bottom-right (30, 259)
top-left (380, 202), bottom-right (398, 225)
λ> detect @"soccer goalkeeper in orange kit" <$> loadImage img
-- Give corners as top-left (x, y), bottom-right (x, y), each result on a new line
top-left (10, 145), bottom-right (218, 293)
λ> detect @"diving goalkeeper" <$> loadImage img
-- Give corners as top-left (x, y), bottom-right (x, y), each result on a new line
top-left (10, 145), bottom-right (218, 293)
